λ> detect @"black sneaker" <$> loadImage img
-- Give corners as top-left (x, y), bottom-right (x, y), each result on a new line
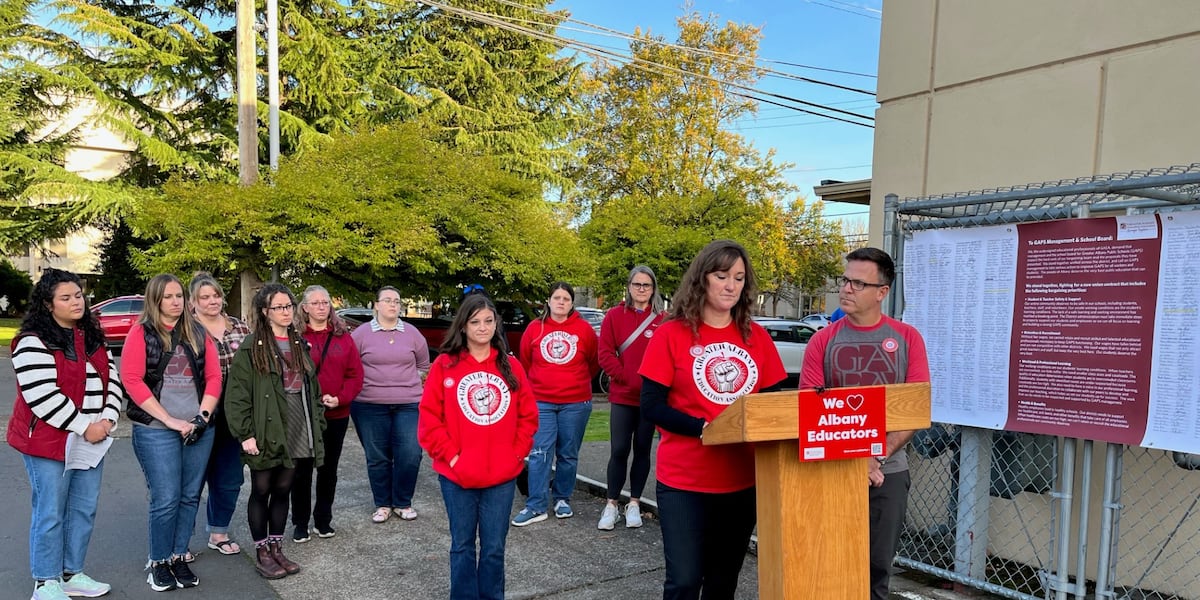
top-left (146, 560), bottom-right (177, 592)
top-left (315, 524), bottom-right (336, 538)
top-left (170, 556), bottom-right (199, 588)
top-left (293, 526), bottom-right (311, 543)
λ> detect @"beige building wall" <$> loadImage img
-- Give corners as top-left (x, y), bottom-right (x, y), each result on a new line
top-left (874, 2), bottom-right (1200, 596)
top-left (871, 0), bottom-right (1200, 245)
top-left (14, 98), bottom-right (134, 282)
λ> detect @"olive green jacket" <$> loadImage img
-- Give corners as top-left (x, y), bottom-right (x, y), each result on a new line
top-left (224, 334), bottom-right (325, 470)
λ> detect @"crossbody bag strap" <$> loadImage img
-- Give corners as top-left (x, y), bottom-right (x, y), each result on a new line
top-left (617, 311), bottom-right (658, 355)
top-left (313, 331), bottom-right (334, 376)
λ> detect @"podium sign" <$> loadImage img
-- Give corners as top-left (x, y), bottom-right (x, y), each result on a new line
top-left (799, 386), bottom-right (887, 461)
top-left (703, 382), bottom-right (930, 600)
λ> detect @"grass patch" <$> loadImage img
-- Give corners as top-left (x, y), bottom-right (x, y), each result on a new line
top-left (0, 317), bottom-right (20, 348)
top-left (584, 408), bottom-right (610, 442)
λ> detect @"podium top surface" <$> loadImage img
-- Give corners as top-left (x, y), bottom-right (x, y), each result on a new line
top-left (702, 382), bottom-right (931, 446)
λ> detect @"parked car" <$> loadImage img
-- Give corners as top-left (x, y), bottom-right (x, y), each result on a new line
top-left (575, 307), bottom-right (605, 336)
top-left (337, 307), bottom-right (374, 329)
top-left (799, 313), bottom-right (831, 330)
top-left (92, 294), bottom-right (144, 350)
top-left (753, 317), bottom-right (816, 385)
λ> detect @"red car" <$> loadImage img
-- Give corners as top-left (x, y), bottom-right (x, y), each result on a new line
top-left (91, 294), bottom-right (144, 350)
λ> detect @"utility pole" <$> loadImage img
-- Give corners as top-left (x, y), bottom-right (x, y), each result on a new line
top-left (267, 0), bottom-right (280, 171)
top-left (236, 0), bottom-right (262, 317)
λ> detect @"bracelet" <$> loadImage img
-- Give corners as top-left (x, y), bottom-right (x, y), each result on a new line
top-left (875, 456), bottom-right (887, 465)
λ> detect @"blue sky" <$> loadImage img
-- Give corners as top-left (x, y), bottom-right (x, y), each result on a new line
top-left (549, 0), bottom-right (881, 223)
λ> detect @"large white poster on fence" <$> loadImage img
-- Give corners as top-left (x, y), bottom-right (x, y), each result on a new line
top-left (904, 211), bottom-right (1200, 454)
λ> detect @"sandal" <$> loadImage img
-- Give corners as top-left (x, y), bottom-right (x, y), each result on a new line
top-left (207, 539), bottom-right (242, 555)
top-left (371, 507), bottom-right (391, 523)
top-left (396, 507), bottom-right (418, 521)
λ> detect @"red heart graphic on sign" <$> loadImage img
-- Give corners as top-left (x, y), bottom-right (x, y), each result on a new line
top-left (846, 394), bottom-right (865, 411)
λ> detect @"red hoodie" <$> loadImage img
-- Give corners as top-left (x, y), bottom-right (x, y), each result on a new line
top-left (597, 302), bottom-right (663, 407)
top-left (518, 312), bottom-right (599, 403)
top-left (419, 348), bottom-right (538, 489)
top-left (303, 326), bottom-right (364, 420)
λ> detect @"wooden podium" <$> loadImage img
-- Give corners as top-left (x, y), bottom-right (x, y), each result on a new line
top-left (703, 382), bottom-right (931, 599)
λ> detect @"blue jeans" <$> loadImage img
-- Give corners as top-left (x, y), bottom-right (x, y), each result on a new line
top-left (657, 482), bottom-right (757, 600)
top-left (525, 401), bottom-right (592, 513)
top-left (438, 475), bottom-right (515, 600)
top-left (205, 423), bottom-right (245, 534)
top-left (351, 402), bottom-right (422, 508)
top-left (23, 454), bottom-right (104, 581)
top-left (132, 425), bottom-right (215, 561)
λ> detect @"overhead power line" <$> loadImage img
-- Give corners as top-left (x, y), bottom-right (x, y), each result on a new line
top-left (402, 0), bottom-right (874, 127)
top-left (805, 0), bottom-right (882, 21)
top-left (482, 0), bottom-right (878, 91)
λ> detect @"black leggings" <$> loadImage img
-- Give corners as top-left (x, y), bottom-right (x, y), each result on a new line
top-left (247, 466), bottom-right (295, 542)
top-left (605, 403), bottom-right (655, 500)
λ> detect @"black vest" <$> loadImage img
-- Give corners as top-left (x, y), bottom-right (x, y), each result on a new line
top-left (125, 321), bottom-right (208, 425)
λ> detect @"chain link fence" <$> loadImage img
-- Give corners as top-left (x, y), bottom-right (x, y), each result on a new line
top-left (885, 165), bottom-right (1200, 600)
top-left (1108, 448), bottom-right (1200, 600)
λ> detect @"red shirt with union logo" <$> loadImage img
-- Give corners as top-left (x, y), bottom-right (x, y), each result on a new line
top-left (639, 319), bottom-right (786, 493)
top-left (518, 312), bottom-right (599, 403)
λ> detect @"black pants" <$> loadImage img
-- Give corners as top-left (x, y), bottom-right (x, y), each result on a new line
top-left (656, 482), bottom-right (756, 600)
top-left (291, 416), bottom-right (350, 530)
top-left (247, 466), bottom-right (295, 542)
top-left (869, 470), bottom-right (911, 600)
top-left (605, 403), bottom-right (655, 500)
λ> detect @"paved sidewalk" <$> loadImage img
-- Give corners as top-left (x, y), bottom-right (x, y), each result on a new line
top-left (0, 363), bottom-right (972, 600)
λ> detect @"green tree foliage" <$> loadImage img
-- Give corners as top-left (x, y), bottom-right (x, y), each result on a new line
top-left (92, 219), bottom-right (151, 299)
top-left (757, 199), bottom-right (846, 315)
top-left (582, 189), bottom-right (764, 300)
top-left (379, 0), bottom-right (580, 184)
top-left (574, 12), bottom-right (824, 301)
top-left (0, 258), bottom-right (33, 316)
top-left (569, 13), bottom-right (793, 212)
top-left (131, 125), bottom-right (595, 303)
top-left (0, 0), bottom-right (148, 252)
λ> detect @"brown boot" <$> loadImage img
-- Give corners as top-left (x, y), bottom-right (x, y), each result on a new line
top-left (269, 540), bottom-right (301, 575)
top-left (255, 543), bottom-right (287, 579)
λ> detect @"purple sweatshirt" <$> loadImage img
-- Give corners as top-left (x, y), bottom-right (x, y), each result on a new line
top-left (350, 319), bottom-right (430, 405)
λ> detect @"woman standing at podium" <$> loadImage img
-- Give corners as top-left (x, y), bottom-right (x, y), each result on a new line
top-left (639, 239), bottom-right (786, 600)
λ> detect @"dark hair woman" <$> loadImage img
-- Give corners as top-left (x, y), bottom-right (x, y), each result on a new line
top-left (224, 283), bottom-right (325, 579)
top-left (189, 272), bottom-right (252, 557)
top-left (290, 285), bottom-right (363, 542)
top-left (639, 240), bottom-right (786, 599)
top-left (349, 285), bottom-right (430, 523)
top-left (596, 265), bottom-right (665, 530)
top-left (120, 273), bottom-right (222, 591)
top-left (511, 282), bottom-right (599, 526)
top-left (7, 269), bottom-right (122, 599)
top-left (418, 293), bottom-right (538, 600)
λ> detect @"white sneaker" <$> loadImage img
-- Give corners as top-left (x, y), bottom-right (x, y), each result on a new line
top-left (31, 580), bottom-right (68, 600)
top-left (625, 503), bottom-right (643, 528)
top-left (597, 504), bottom-right (619, 530)
top-left (60, 573), bottom-right (111, 597)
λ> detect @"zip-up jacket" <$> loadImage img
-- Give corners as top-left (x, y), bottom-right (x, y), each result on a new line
top-left (597, 302), bottom-right (663, 407)
top-left (7, 330), bottom-right (122, 461)
top-left (224, 334), bottom-right (325, 470)
top-left (303, 326), bottom-right (364, 420)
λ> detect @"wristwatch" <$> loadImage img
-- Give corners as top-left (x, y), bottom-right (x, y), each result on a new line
top-left (875, 456), bottom-right (887, 465)
top-left (200, 410), bottom-right (212, 422)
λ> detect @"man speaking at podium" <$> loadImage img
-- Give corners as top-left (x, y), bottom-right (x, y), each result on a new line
top-left (800, 247), bottom-right (930, 600)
